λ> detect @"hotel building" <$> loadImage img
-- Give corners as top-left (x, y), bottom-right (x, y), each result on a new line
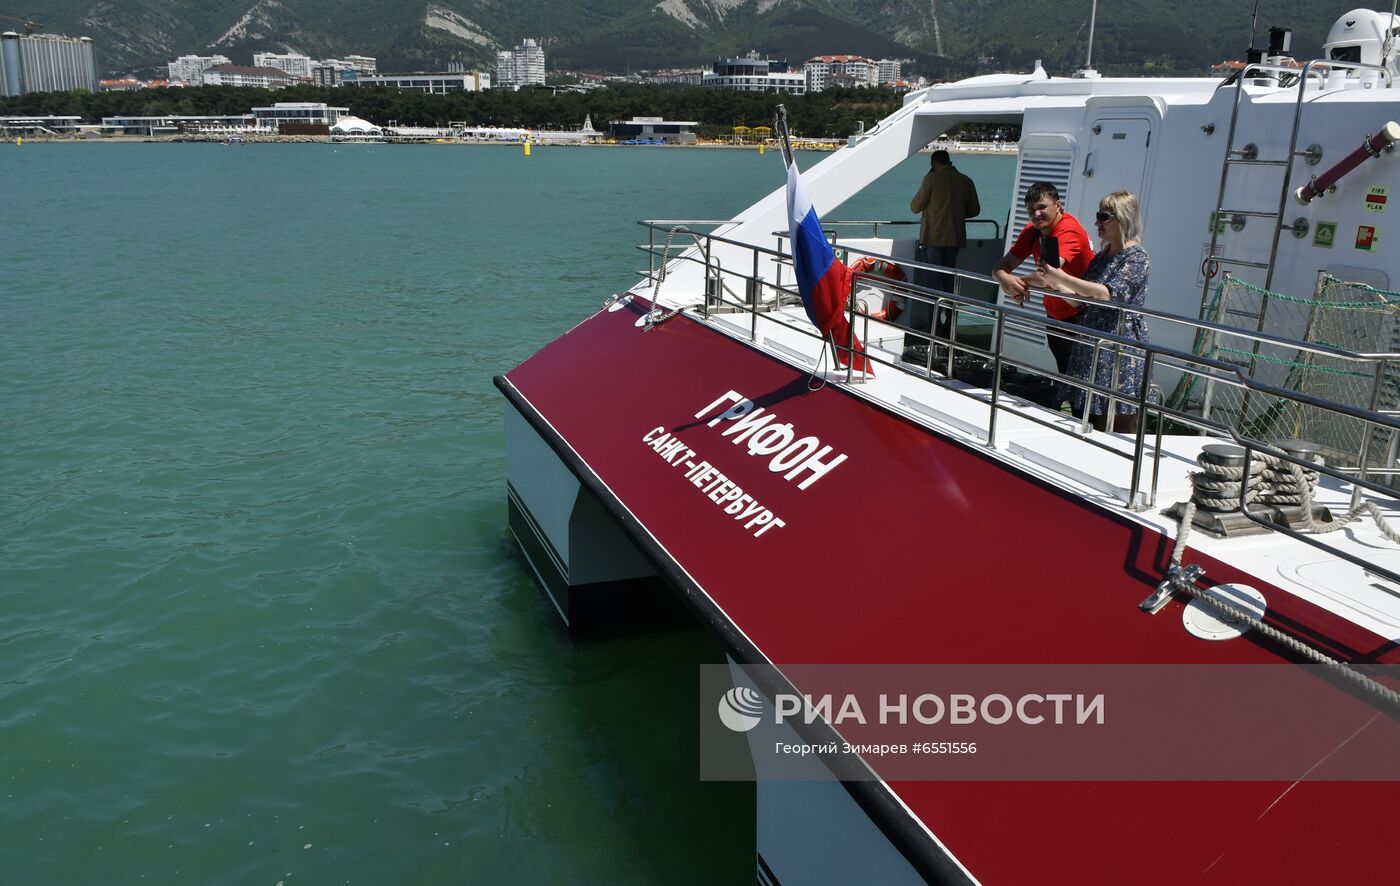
top-left (702, 51), bottom-right (805, 94)
top-left (803, 55), bottom-right (880, 91)
top-left (202, 64), bottom-right (297, 89)
top-left (1, 32), bottom-right (97, 97)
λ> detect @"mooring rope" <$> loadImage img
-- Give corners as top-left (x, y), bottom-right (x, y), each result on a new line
top-left (1160, 446), bottom-right (1400, 710)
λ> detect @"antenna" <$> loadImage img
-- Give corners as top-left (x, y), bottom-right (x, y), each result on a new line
top-left (1085, 0), bottom-right (1097, 69)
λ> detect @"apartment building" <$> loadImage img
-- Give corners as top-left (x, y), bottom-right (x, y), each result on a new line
top-left (803, 55), bottom-right (878, 91)
top-left (495, 38), bottom-right (545, 90)
top-left (167, 54), bottom-right (231, 86)
top-left (1, 32), bottom-right (97, 96)
top-left (253, 52), bottom-right (314, 80)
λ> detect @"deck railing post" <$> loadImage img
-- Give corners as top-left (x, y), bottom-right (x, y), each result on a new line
top-left (751, 247), bottom-right (761, 342)
top-left (1128, 351), bottom-right (1155, 509)
top-left (647, 224), bottom-right (656, 289)
top-left (1150, 383), bottom-right (1165, 509)
top-left (1352, 359), bottom-right (1386, 509)
top-left (1082, 338), bottom-right (1106, 434)
top-left (1106, 307), bottom-right (1126, 425)
top-left (988, 313), bottom-right (1006, 449)
top-left (845, 276), bottom-right (856, 385)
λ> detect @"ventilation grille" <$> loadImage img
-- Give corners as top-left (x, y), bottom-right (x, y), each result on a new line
top-left (1007, 150), bottom-right (1074, 252)
top-left (1004, 147), bottom-right (1076, 354)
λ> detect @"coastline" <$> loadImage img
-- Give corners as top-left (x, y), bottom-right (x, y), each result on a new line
top-left (5, 133), bottom-right (1017, 154)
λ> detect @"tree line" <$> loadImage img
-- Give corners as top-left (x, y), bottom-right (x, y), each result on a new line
top-left (0, 83), bottom-right (905, 139)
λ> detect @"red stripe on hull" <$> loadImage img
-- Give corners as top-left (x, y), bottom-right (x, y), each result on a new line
top-left (506, 301), bottom-right (1399, 883)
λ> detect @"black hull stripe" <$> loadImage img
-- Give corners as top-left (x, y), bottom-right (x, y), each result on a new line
top-left (757, 851), bottom-right (781, 886)
top-left (506, 480), bottom-right (568, 583)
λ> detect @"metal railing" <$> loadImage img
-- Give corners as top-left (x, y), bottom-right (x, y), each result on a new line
top-left (788, 217), bottom-right (1005, 243)
top-left (636, 220), bottom-right (1400, 558)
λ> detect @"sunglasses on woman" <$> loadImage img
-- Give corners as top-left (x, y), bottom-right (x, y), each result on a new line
top-left (1095, 211), bottom-right (1115, 223)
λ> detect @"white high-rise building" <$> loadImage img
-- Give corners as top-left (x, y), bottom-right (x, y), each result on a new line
top-left (1, 32), bottom-right (97, 96)
top-left (514, 38), bottom-right (545, 87)
top-left (167, 54), bottom-right (231, 85)
top-left (495, 38), bottom-right (545, 90)
top-left (253, 52), bottom-right (314, 79)
top-left (494, 50), bottom-right (515, 89)
top-left (876, 59), bottom-right (902, 85)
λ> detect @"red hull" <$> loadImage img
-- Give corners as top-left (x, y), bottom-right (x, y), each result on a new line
top-left (503, 300), bottom-right (1399, 883)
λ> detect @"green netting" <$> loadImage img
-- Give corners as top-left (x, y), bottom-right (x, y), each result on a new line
top-left (1167, 274), bottom-right (1400, 470)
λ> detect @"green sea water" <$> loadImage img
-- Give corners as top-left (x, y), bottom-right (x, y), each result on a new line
top-left (2, 142), bottom-right (1013, 884)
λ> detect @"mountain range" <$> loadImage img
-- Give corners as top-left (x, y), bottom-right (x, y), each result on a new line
top-left (17, 0), bottom-right (1347, 79)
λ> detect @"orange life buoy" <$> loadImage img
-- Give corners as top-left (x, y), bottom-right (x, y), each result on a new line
top-left (850, 257), bottom-right (907, 321)
top-left (850, 256), bottom-right (907, 281)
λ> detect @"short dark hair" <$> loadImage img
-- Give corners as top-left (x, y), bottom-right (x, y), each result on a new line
top-left (931, 149), bottom-right (951, 166)
top-left (1024, 182), bottom-right (1061, 206)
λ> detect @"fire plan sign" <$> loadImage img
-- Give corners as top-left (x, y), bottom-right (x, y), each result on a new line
top-left (1356, 224), bottom-right (1379, 251)
top-left (1365, 185), bottom-right (1389, 213)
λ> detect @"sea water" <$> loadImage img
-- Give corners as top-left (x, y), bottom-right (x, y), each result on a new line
top-left (1, 141), bottom-right (1014, 883)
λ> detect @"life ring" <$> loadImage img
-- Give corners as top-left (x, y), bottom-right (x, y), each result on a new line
top-left (851, 256), bottom-right (907, 282)
top-left (850, 256), bottom-right (907, 321)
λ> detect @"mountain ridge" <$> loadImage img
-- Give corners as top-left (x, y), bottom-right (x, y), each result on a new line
top-left (20, 1), bottom-right (1351, 79)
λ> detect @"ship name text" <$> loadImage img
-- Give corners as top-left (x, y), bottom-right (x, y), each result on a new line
top-left (692, 390), bottom-right (848, 490)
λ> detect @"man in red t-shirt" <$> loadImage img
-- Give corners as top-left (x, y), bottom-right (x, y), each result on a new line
top-left (993, 182), bottom-right (1093, 374)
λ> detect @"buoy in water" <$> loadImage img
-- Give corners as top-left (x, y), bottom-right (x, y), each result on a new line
top-left (758, 143), bottom-right (765, 155)
top-left (523, 139), bottom-right (531, 157)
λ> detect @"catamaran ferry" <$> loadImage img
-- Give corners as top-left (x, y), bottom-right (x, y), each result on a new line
top-left (499, 8), bottom-right (1400, 883)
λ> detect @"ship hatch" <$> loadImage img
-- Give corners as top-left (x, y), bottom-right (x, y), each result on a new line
top-left (1182, 583), bottom-right (1267, 640)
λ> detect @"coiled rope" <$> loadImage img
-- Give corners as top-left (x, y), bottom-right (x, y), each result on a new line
top-left (1161, 444), bottom-right (1400, 710)
top-left (1173, 448), bottom-right (1400, 566)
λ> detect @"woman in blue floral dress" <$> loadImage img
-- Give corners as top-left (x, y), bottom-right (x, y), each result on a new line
top-left (1029, 191), bottom-right (1150, 432)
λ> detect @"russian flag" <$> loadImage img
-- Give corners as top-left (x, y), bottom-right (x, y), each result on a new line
top-left (785, 159), bottom-right (871, 373)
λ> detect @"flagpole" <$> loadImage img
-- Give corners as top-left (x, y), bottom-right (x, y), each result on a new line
top-left (774, 104), bottom-right (795, 168)
top-left (775, 102), bottom-right (857, 379)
